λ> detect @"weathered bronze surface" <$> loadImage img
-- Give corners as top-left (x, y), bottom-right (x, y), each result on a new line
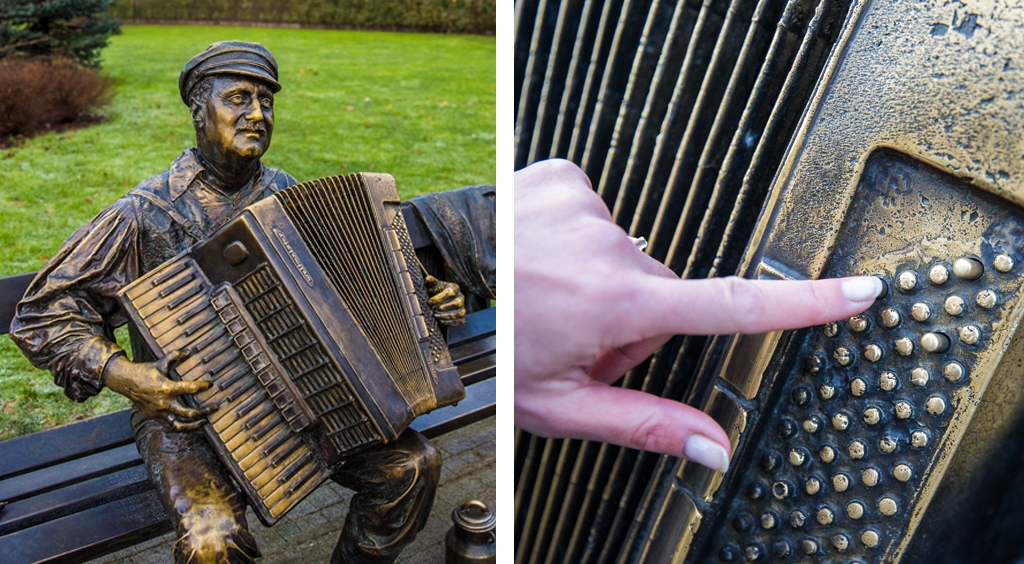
top-left (12, 40), bottom-right (472, 563)
top-left (118, 172), bottom-right (465, 525)
top-left (515, 0), bottom-right (1024, 562)
top-left (445, 500), bottom-right (497, 563)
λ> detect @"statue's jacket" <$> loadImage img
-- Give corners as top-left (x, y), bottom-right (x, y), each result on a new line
top-left (10, 149), bottom-right (296, 401)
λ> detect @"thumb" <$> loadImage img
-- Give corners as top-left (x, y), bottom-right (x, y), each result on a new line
top-left (529, 383), bottom-right (733, 473)
top-left (154, 349), bottom-right (188, 375)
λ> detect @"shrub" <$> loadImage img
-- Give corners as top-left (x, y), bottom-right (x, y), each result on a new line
top-left (108, 0), bottom-right (496, 35)
top-left (0, 0), bottom-right (122, 67)
top-left (0, 57), bottom-right (112, 140)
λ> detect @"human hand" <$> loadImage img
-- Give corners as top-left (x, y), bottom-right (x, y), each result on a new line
top-left (426, 275), bottom-right (467, 326)
top-left (103, 350), bottom-right (214, 432)
top-left (514, 159), bottom-right (882, 473)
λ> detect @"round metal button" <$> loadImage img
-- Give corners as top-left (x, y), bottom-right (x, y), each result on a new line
top-left (880, 308), bottom-right (901, 328)
top-left (953, 257), bottom-right (984, 280)
top-left (929, 264), bottom-right (949, 284)
top-left (920, 332), bottom-right (950, 353)
top-left (897, 271), bottom-right (918, 291)
top-left (943, 361), bottom-right (965, 382)
top-left (959, 325), bottom-right (980, 345)
top-left (994, 254), bottom-right (1014, 273)
top-left (945, 295), bottom-right (966, 316)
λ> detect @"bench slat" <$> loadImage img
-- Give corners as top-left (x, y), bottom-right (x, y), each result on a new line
top-left (0, 273), bottom-right (35, 334)
top-left (0, 489), bottom-right (170, 564)
top-left (456, 353), bottom-right (496, 387)
top-left (0, 466), bottom-right (151, 536)
top-left (451, 335), bottom-right (496, 366)
top-left (413, 378), bottom-right (496, 440)
top-left (0, 411), bottom-right (135, 482)
top-left (447, 307), bottom-right (496, 348)
top-left (0, 445), bottom-right (142, 503)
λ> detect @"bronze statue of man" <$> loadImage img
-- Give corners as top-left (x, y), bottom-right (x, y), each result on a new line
top-left (10, 41), bottom-right (466, 564)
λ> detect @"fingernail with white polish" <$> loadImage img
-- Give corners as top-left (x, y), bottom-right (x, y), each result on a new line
top-left (683, 434), bottom-right (730, 474)
top-left (841, 276), bottom-right (884, 302)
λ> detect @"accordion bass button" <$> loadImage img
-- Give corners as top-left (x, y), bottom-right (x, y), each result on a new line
top-left (223, 241), bottom-right (250, 265)
top-left (953, 257), bottom-right (984, 280)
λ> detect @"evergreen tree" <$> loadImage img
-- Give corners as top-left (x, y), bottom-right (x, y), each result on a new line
top-left (0, 0), bottom-right (121, 67)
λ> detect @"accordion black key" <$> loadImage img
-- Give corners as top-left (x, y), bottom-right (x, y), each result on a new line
top-left (516, 0), bottom-right (1024, 562)
top-left (120, 172), bottom-right (464, 525)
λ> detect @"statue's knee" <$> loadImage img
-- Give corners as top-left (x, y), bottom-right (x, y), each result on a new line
top-left (406, 434), bottom-right (442, 483)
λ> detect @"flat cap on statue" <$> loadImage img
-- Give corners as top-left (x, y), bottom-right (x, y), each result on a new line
top-left (179, 40), bottom-right (281, 104)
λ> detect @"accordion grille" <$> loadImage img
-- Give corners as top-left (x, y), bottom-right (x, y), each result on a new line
top-left (273, 175), bottom-right (436, 413)
top-left (514, 0), bottom-right (855, 561)
top-left (234, 264), bottom-right (380, 453)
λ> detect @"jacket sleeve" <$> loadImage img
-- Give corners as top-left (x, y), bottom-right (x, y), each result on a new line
top-left (10, 197), bottom-right (140, 401)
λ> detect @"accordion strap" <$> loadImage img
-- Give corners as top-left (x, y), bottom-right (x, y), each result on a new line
top-left (129, 188), bottom-right (205, 241)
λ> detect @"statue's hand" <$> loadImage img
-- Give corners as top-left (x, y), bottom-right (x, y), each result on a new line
top-left (103, 351), bottom-right (214, 431)
top-left (426, 275), bottom-right (466, 327)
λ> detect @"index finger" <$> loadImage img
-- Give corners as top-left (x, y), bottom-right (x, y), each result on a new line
top-left (620, 275), bottom-right (883, 342)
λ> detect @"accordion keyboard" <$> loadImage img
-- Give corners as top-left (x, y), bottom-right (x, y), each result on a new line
top-left (123, 255), bottom-right (328, 521)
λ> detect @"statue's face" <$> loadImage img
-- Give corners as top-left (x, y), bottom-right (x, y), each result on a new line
top-left (198, 75), bottom-right (275, 160)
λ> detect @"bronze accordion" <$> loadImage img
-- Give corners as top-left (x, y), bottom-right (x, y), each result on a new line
top-left (119, 172), bottom-right (464, 525)
top-left (516, 0), bottom-right (1024, 562)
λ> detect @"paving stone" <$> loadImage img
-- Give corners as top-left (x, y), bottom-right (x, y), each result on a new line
top-left (130, 546), bottom-right (170, 564)
top-left (438, 424), bottom-right (493, 457)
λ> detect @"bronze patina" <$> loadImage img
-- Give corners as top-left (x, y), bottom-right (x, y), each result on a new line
top-left (117, 171), bottom-right (467, 525)
top-left (11, 40), bottom-right (467, 564)
top-left (515, 0), bottom-right (1024, 562)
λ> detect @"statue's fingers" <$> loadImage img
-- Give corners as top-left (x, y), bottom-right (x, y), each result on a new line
top-left (155, 349), bottom-right (190, 375)
top-left (199, 402), bottom-right (219, 416)
top-left (167, 400), bottom-right (204, 421)
top-left (433, 310), bottom-right (466, 322)
top-left (438, 317), bottom-right (466, 327)
top-left (434, 295), bottom-right (465, 311)
top-left (170, 417), bottom-right (206, 432)
top-left (424, 275), bottom-right (439, 290)
top-left (428, 284), bottom-right (458, 305)
top-left (167, 379), bottom-right (212, 396)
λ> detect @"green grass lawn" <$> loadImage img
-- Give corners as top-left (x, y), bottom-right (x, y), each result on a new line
top-left (0, 25), bottom-right (495, 440)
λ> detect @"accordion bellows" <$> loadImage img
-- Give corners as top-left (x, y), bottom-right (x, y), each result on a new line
top-left (119, 172), bottom-right (464, 525)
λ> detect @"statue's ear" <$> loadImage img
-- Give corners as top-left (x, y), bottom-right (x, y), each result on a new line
top-left (189, 101), bottom-right (204, 127)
